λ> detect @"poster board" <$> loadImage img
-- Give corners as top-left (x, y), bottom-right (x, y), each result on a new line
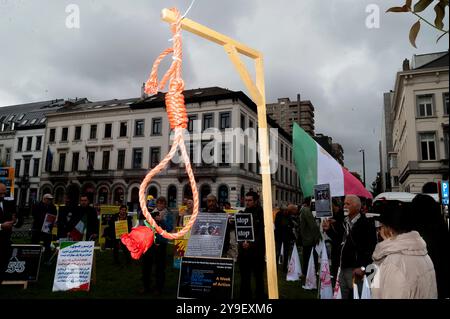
top-left (177, 256), bottom-right (234, 299)
top-left (99, 210), bottom-right (118, 249)
top-left (185, 213), bottom-right (228, 258)
top-left (3, 245), bottom-right (42, 282)
top-left (234, 213), bottom-right (254, 242)
top-left (173, 215), bottom-right (192, 269)
top-left (41, 213), bottom-right (57, 234)
top-left (314, 183), bottom-right (332, 218)
top-left (52, 241), bottom-right (95, 292)
top-left (114, 220), bottom-right (128, 239)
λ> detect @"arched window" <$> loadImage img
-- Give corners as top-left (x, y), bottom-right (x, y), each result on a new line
top-left (130, 187), bottom-right (139, 212)
top-left (98, 187), bottom-right (108, 204)
top-left (113, 187), bottom-right (125, 205)
top-left (148, 185), bottom-right (158, 199)
top-left (167, 185), bottom-right (177, 209)
top-left (183, 184), bottom-right (193, 199)
top-left (218, 185), bottom-right (229, 207)
top-left (200, 184), bottom-right (211, 210)
top-left (240, 185), bottom-right (245, 207)
top-left (55, 187), bottom-right (65, 205)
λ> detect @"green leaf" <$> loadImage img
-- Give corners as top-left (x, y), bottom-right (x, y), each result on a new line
top-left (409, 20), bottom-right (421, 48)
top-left (434, 0), bottom-right (448, 30)
top-left (414, 0), bottom-right (434, 13)
top-left (386, 6), bottom-right (409, 12)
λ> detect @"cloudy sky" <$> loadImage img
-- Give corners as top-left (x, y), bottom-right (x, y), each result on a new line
top-left (0, 0), bottom-right (448, 187)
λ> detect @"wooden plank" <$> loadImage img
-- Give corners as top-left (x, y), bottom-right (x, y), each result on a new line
top-left (161, 8), bottom-right (261, 59)
top-left (224, 44), bottom-right (262, 105)
top-left (1, 281), bottom-right (28, 289)
top-left (255, 56), bottom-right (279, 299)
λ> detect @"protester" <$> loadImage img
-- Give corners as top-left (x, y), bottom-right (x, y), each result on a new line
top-left (322, 194), bottom-right (377, 299)
top-left (0, 183), bottom-right (17, 283)
top-left (65, 194), bottom-right (99, 241)
top-left (204, 194), bottom-right (231, 257)
top-left (107, 205), bottom-right (132, 264)
top-left (238, 191), bottom-right (266, 299)
top-left (56, 195), bottom-right (79, 239)
top-left (275, 206), bottom-right (295, 273)
top-left (371, 200), bottom-right (437, 299)
top-left (299, 197), bottom-right (321, 276)
top-left (411, 194), bottom-right (450, 299)
top-left (141, 196), bottom-right (173, 295)
top-left (176, 198), bottom-right (193, 227)
top-left (31, 193), bottom-right (57, 261)
top-left (326, 197), bottom-right (345, 282)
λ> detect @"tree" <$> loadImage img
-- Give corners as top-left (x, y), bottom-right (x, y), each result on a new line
top-left (387, 0), bottom-right (449, 47)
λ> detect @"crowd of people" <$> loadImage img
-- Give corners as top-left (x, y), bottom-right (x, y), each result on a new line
top-left (1, 180), bottom-right (449, 299)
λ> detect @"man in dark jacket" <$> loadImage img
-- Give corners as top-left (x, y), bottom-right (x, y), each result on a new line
top-left (238, 191), bottom-right (266, 299)
top-left (299, 197), bottom-right (321, 276)
top-left (56, 195), bottom-right (79, 239)
top-left (0, 183), bottom-right (17, 283)
top-left (323, 194), bottom-right (377, 299)
top-left (66, 194), bottom-right (99, 241)
top-left (31, 193), bottom-right (57, 261)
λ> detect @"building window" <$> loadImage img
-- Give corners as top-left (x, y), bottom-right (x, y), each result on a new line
top-left (150, 147), bottom-right (161, 168)
top-left (419, 133), bottom-right (437, 161)
top-left (444, 127), bottom-right (449, 159)
top-left (58, 153), bottom-right (66, 172)
top-left (5, 148), bottom-right (11, 166)
top-left (220, 143), bottom-right (230, 167)
top-left (188, 115), bottom-right (197, 133)
top-left (49, 128), bottom-right (56, 143)
top-left (102, 151), bottom-right (110, 170)
top-left (444, 93), bottom-right (449, 116)
top-left (117, 150), bottom-right (126, 169)
top-left (33, 158), bottom-right (40, 177)
top-left (26, 137), bottom-right (33, 151)
top-left (119, 122), bottom-right (128, 137)
top-left (203, 113), bottom-right (214, 131)
top-left (281, 165), bottom-right (284, 182)
top-left (35, 136), bottom-right (42, 151)
top-left (104, 123), bottom-right (112, 138)
top-left (280, 143), bottom-right (284, 160)
top-left (249, 119), bottom-right (254, 129)
top-left (220, 112), bottom-right (231, 130)
top-left (17, 137), bottom-right (23, 152)
top-left (72, 152), bottom-right (79, 171)
top-left (135, 120), bottom-right (145, 137)
top-left (417, 94), bottom-right (434, 117)
top-left (393, 176), bottom-right (399, 187)
top-left (152, 118), bottom-right (162, 136)
top-left (23, 159), bottom-right (30, 176)
top-left (285, 167), bottom-right (288, 184)
top-left (61, 127), bottom-right (68, 142)
top-left (240, 114), bottom-right (246, 130)
top-left (74, 126), bottom-right (82, 140)
top-left (90, 125), bottom-right (97, 139)
top-left (132, 148), bottom-right (143, 169)
top-left (167, 185), bottom-right (177, 209)
top-left (15, 160), bottom-right (21, 177)
top-left (87, 152), bottom-right (95, 170)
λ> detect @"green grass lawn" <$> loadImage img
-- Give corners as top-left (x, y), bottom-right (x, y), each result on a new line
top-left (0, 239), bottom-right (317, 300)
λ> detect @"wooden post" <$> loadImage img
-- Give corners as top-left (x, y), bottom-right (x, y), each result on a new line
top-left (161, 8), bottom-right (279, 298)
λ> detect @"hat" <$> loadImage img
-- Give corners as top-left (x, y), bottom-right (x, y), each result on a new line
top-left (372, 200), bottom-right (413, 232)
top-left (43, 194), bottom-right (54, 200)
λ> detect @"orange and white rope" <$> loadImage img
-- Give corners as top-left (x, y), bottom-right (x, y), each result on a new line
top-left (139, 8), bottom-right (198, 240)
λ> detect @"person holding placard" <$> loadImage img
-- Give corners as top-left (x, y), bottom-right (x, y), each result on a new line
top-left (31, 193), bottom-right (57, 262)
top-left (107, 205), bottom-right (132, 264)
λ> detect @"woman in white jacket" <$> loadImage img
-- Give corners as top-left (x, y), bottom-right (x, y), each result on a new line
top-left (371, 201), bottom-right (437, 299)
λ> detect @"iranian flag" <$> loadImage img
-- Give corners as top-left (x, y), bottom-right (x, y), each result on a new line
top-left (293, 123), bottom-right (372, 199)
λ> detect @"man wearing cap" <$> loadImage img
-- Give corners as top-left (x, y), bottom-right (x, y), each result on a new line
top-left (31, 193), bottom-right (57, 262)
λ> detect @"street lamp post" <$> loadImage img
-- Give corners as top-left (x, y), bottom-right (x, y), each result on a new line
top-left (359, 148), bottom-right (366, 187)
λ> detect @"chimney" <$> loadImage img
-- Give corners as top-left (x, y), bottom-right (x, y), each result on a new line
top-left (402, 58), bottom-right (410, 71)
top-left (141, 83), bottom-right (148, 99)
